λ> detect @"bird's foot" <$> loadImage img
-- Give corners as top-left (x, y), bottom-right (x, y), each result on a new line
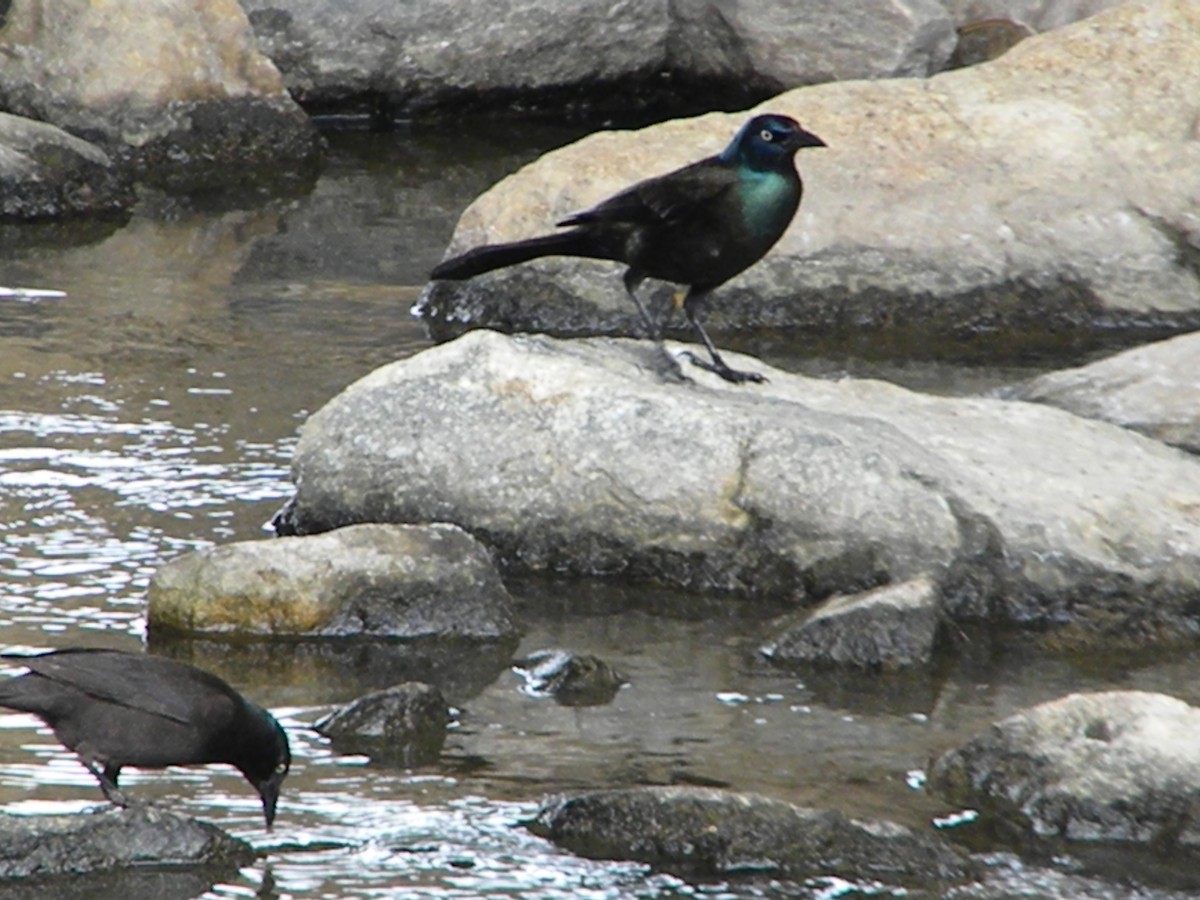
top-left (682, 351), bottom-right (767, 385)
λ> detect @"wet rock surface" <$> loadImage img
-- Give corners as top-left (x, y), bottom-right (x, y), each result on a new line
top-left (283, 330), bottom-right (1200, 645)
top-left (147, 522), bottom-right (519, 641)
top-left (0, 113), bottom-right (133, 220)
top-left (0, 805), bottom-right (253, 880)
top-left (761, 575), bottom-right (945, 670)
top-left (418, 0), bottom-right (1200, 346)
top-left (0, 0), bottom-right (321, 184)
top-left (929, 691), bottom-right (1200, 850)
top-left (1013, 331), bottom-right (1200, 455)
top-left (315, 681), bottom-right (449, 765)
top-left (242, 0), bottom-right (954, 121)
top-left (528, 785), bottom-right (971, 885)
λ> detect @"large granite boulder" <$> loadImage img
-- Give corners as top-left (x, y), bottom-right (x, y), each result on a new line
top-left (147, 522), bottom-right (519, 641)
top-left (0, 0), bottom-right (321, 184)
top-left (281, 330), bottom-right (1200, 646)
top-left (242, 0), bottom-right (954, 120)
top-left (1013, 331), bottom-right (1200, 455)
top-left (418, 0), bottom-right (1200, 348)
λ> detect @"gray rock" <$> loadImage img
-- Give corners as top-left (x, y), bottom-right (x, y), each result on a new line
top-left (315, 681), bottom-right (449, 765)
top-left (929, 691), bottom-right (1200, 847)
top-left (0, 805), bottom-right (253, 880)
top-left (945, 18), bottom-right (1035, 69)
top-left (942, 0), bottom-right (1127, 32)
top-left (147, 522), bottom-right (519, 640)
top-left (242, 0), bottom-right (953, 119)
top-left (527, 785), bottom-right (970, 884)
top-left (0, 113), bottom-right (133, 219)
top-left (0, 0), bottom-right (320, 182)
top-left (418, 0), bottom-right (1200, 346)
top-left (1012, 332), bottom-right (1200, 455)
top-left (283, 331), bottom-right (1200, 645)
top-left (761, 575), bottom-right (944, 669)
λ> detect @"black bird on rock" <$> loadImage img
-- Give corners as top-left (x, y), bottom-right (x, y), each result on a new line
top-left (0, 648), bottom-right (290, 828)
top-left (430, 112), bottom-right (826, 384)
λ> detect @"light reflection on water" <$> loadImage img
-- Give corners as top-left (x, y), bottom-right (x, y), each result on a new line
top-left (0, 402), bottom-right (292, 634)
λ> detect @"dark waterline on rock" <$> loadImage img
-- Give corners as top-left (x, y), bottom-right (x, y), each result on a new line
top-left (2, 126), bottom-right (1199, 898)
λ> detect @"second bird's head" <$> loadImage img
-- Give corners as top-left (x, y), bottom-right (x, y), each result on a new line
top-left (722, 113), bottom-right (826, 169)
top-left (239, 707), bottom-right (291, 829)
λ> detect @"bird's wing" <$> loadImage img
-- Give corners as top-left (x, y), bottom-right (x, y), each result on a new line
top-left (5, 649), bottom-right (238, 727)
top-left (558, 156), bottom-right (737, 228)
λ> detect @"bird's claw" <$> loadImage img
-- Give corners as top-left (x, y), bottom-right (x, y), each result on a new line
top-left (681, 351), bottom-right (767, 385)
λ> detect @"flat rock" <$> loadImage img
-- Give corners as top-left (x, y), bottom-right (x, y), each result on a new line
top-left (282, 331), bottom-right (1200, 646)
top-left (929, 691), bottom-right (1200, 848)
top-left (0, 805), bottom-right (253, 880)
top-left (527, 786), bottom-right (970, 885)
top-left (761, 575), bottom-right (944, 670)
top-left (1013, 331), bottom-right (1200, 454)
top-left (418, 0), bottom-right (1200, 347)
top-left (147, 522), bottom-right (519, 640)
top-left (0, 113), bottom-right (133, 219)
top-left (0, 0), bottom-right (320, 183)
top-left (242, 0), bottom-right (953, 120)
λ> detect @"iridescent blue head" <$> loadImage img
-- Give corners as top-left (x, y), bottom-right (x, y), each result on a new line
top-left (720, 113), bottom-right (826, 171)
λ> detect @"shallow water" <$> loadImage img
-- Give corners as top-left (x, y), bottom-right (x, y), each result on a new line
top-left (2, 124), bottom-right (1199, 898)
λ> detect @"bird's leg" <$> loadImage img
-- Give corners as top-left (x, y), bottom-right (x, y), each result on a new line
top-left (681, 289), bottom-right (766, 384)
top-left (78, 754), bottom-right (128, 807)
top-left (622, 269), bottom-right (660, 341)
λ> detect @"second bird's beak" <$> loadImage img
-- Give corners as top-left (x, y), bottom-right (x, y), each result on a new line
top-left (258, 771), bottom-right (285, 830)
top-left (790, 128), bottom-right (827, 150)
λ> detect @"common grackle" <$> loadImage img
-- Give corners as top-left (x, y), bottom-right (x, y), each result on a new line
top-left (430, 113), bottom-right (826, 384)
top-left (0, 648), bottom-right (290, 828)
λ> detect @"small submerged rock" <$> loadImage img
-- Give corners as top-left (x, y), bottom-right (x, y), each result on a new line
top-left (0, 805), bottom-right (254, 880)
top-left (761, 575), bottom-right (945, 670)
top-left (315, 682), bottom-right (450, 766)
top-left (512, 649), bottom-right (627, 707)
top-left (929, 691), bottom-right (1200, 848)
top-left (147, 522), bottom-right (519, 641)
top-left (527, 785), bottom-right (971, 886)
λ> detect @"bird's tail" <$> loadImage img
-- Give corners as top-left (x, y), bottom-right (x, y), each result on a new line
top-left (430, 230), bottom-right (612, 280)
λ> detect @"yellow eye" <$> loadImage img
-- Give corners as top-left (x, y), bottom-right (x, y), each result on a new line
top-left (760, 129), bottom-right (774, 142)
top-left (275, 762), bottom-right (289, 775)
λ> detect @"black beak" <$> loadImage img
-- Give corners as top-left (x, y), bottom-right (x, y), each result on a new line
top-left (789, 127), bottom-right (827, 150)
top-left (258, 770), bottom-right (285, 830)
